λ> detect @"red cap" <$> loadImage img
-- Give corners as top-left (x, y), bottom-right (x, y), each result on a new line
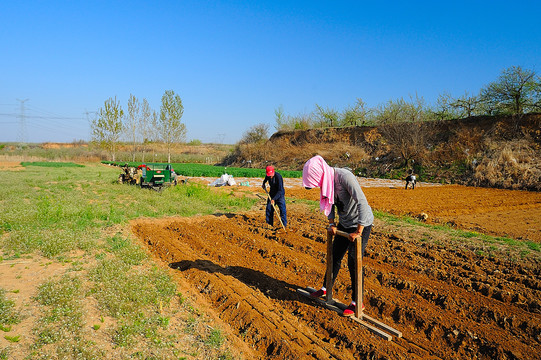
top-left (266, 166), bottom-right (275, 176)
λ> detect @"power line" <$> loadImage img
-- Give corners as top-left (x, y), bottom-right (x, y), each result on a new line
top-left (16, 98), bottom-right (29, 143)
top-left (1, 109), bottom-right (90, 142)
top-left (0, 112), bottom-right (86, 131)
top-left (1, 101), bottom-right (99, 142)
top-left (26, 104), bottom-right (86, 120)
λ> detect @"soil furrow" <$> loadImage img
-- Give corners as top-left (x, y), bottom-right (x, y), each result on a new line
top-left (132, 183), bottom-right (541, 360)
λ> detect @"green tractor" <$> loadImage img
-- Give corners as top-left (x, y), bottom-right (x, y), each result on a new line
top-left (137, 163), bottom-right (179, 190)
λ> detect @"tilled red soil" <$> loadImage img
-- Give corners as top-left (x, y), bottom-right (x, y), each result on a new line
top-left (132, 184), bottom-right (541, 360)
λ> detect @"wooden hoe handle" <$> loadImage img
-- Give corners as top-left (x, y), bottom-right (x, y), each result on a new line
top-left (329, 229), bottom-right (363, 317)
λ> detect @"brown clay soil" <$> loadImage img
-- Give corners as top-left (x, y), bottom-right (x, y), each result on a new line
top-left (132, 180), bottom-right (541, 360)
top-left (0, 161), bottom-right (25, 171)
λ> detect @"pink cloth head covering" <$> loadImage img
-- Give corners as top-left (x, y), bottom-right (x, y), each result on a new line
top-left (302, 155), bottom-right (335, 216)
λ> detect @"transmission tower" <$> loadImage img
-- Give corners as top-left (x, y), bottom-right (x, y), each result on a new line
top-left (217, 133), bottom-right (225, 144)
top-left (17, 98), bottom-right (29, 143)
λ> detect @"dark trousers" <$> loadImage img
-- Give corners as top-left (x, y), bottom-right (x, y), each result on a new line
top-left (325, 224), bottom-right (372, 302)
top-left (266, 196), bottom-right (287, 227)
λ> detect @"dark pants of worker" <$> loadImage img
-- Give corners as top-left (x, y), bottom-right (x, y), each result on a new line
top-left (325, 223), bottom-right (372, 302)
top-left (266, 197), bottom-right (287, 227)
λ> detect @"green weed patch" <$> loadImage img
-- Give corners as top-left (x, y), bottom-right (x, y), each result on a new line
top-left (21, 161), bottom-right (84, 168)
top-left (0, 289), bottom-right (20, 326)
top-left (104, 161), bottom-right (302, 178)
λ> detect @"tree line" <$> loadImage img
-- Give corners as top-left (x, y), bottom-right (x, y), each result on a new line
top-left (234, 65), bottom-right (540, 172)
top-left (90, 90), bottom-right (186, 162)
top-left (272, 65), bottom-right (541, 131)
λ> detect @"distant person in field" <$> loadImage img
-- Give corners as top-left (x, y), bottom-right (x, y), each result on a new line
top-left (405, 172), bottom-right (416, 189)
top-left (261, 165), bottom-right (287, 228)
top-left (302, 155), bottom-right (373, 317)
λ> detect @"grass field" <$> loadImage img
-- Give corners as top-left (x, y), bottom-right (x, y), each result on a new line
top-left (0, 162), bottom-right (256, 359)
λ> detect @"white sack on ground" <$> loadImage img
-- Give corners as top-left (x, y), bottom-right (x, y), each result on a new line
top-left (209, 174), bottom-right (237, 187)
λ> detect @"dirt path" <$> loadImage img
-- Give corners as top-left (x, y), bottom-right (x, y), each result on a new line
top-left (132, 182), bottom-right (541, 360)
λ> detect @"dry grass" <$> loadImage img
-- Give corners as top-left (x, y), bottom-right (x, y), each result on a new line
top-left (473, 140), bottom-right (541, 191)
top-left (223, 139), bottom-right (370, 170)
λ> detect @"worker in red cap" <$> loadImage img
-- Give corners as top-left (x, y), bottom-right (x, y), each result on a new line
top-left (261, 165), bottom-right (287, 228)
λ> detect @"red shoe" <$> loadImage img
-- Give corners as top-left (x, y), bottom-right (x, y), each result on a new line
top-left (310, 288), bottom-right (326, 298)
top-left (343, 302), bottom-right (365, 317)
top-left (342, 303), bottom-right (355, 317)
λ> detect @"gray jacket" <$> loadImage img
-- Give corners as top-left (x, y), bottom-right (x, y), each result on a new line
top-left (328, 168), bottom-right (374, 228)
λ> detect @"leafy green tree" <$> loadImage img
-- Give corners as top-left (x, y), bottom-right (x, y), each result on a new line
top-left (480, 66), bottom-right (540, 114)
top-left (274, 105), bottom-right (287, 131)
top-left (91, 97), bottom-right (124, 161)
top-left (430, 91), bottom-right (459, 120)
top-left (290, 113), bottom-right (313, 129)
top-left (341, 98), bottom-right (372, 126)
top-left (313, 104), bottom-right (339, 128)
top-left (274, 106), bottom-right (313, 131)
top-left (158, 90), bottom-right (186, 163)
top-left (451, 91), bottom-right (482, 117)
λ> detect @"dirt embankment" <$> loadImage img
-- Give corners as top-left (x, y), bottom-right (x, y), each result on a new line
top-left (132, 182), bottom-right (541, 360)
top-left (223, 113), bottom-right (541, 190)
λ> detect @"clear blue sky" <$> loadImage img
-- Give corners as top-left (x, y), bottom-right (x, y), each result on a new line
top-left (1, 1), bottom-right (539, 144)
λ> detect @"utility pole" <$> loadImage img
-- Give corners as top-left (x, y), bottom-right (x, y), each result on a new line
top-left (17, 98), bottom-right (29, 144)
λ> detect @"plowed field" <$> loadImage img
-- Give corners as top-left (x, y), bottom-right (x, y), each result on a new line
top-left (132, 180), bottom-right (541, 359)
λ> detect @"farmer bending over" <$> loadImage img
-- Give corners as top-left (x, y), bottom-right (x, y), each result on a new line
top-left (405, 173), bottom-right (416, 189)
top-left (303, 155), bottom-right (373, 316)
top-left (262, 165), bottom-right (287, 228)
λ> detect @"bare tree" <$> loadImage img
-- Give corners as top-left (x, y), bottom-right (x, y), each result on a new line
top-left (158, 90), bottom-right (186, 163)
top-left (375, 96), bottom-right (430, 167)
top-left (91, 97), bottom-right (124, 161)
top-left (138, 98), bottom-right (153, 162)
top-left (149, 110), bottom-right (160, 161)
top-left (239, 123), bottom-right (269, 144)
